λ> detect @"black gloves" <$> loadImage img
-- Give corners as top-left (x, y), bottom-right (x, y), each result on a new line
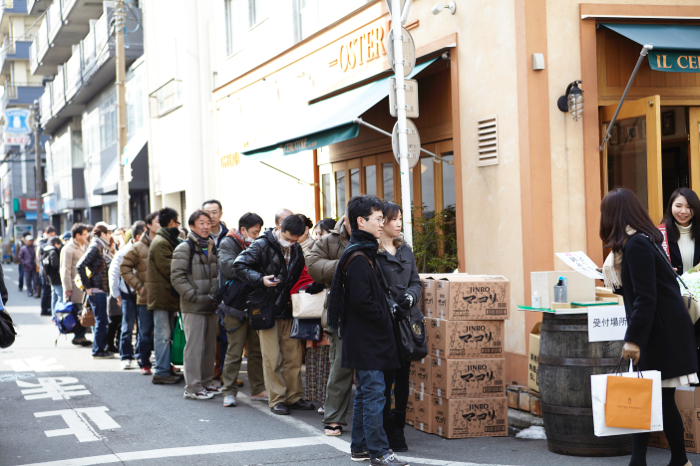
top-left (305, 282), bottom-right (326, 295)
top-left (397, 293), bottom-right (413, 311)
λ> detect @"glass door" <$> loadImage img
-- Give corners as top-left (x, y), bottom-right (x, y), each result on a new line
top-left (689, 108), bottom-right (700, 193)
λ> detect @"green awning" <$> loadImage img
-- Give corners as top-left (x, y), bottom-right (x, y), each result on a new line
top-left (242, 57), bottom-right (438, 158)
top-left (601, 23), bottom-right (700, 73)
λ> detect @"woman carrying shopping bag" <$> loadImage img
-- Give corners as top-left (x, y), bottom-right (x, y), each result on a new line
top-left (600, 188), bottom-right (699, 466)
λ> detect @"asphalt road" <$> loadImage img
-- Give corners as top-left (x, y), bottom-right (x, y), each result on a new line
top-left (0, 264), bottom-right (697, 466)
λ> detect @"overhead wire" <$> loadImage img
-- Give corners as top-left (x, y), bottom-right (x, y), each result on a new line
top-left (0, 8), bottom-right (48, 56)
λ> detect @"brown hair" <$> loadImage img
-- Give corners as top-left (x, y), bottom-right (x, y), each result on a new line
top-left (92, 224), bottom-right (108, 238)
top-left (599, 188), bottom-right (663, 252)
top-left (382, 201), bottom-right (403, 222)
top-left (663, 187), bottom-right (700, 242)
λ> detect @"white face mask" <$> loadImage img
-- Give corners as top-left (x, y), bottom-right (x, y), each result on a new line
top-left (278, 236), bottom-right (292, 248)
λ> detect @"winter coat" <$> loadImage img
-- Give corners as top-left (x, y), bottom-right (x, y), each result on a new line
top-left (306, 218), bottom-right (349, 286)
top-left (211, 222), bottom-right (229, 249)
top-left (60, 240), bottom-right (86, 303)
top-left (232, 229), bottom-right (304, 320)
top-left (18, 244), bottom-right (35, 271)
top-left (147, 227), bottom-right (181, 312)
top-left (620, 234), bottom-right (698, 380)
top-left (341, 229), bottom-right (400, 371)
top-left (36, 237), bottom-right (48, 277)
top-left (171, 232), bottom-right (218, 314)
top-left (120, 233), bottom-right (151, 305)
top-left (41, 245), bottom-right (62, 286)
top-left (376, 237), bottom-right (422, 306)
top-left (76, 239), bottom-right (108, 293)
top-left (0, 264), bottom-right (7, 305)
top-left (219, 233), bottom-right (245, 282)
top-left (669, 234), bottom-right (700, 274)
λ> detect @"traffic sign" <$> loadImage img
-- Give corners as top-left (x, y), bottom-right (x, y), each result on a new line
top-left (389, 78), bottom-right (419, 118)
top-left (392, 118), bottom-right (421, 169)
top-left (387, 27), bottom-right (415, 76)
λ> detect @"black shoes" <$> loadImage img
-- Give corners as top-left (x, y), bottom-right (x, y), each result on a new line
top-left (271, 402), bottom-right (290, 415)
top-left (71, 338), bottom-right (93, 347)
top-left (40, 311), bottom-right (52, 316)
top-left (351, 451), bottom-right (370, 462)
top-left (92, 351), bottom-right (114, 359)
top-left (286, 398), bottom-right (315, 410)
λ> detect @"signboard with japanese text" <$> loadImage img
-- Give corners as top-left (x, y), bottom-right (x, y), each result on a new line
top-left (556, 251), bottom-right (604, 280)
top-left (4, 108), bottom-right (31, 134)
top-left (587, 305), bottom-right (627, 342)
top-left (5, 135), bottom-right (30, 145)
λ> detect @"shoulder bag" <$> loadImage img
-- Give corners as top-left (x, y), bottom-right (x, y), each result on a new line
top-left (0, 309), bottom-right (16, 348)
top-left (247, 289), bottom-right (275, 330)
top-left (649, 238), bottom-right (700, 325)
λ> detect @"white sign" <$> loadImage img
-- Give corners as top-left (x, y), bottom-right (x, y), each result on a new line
top-left (34, 406), bottom-right (120, 442)
top-left (556, 251), bottom-right (604, 280)
top-left (587, 305), bottom-right (628, 342)
top-left (5, 135), bottom-right (30, 145)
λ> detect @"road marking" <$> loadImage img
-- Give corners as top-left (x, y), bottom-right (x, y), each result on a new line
top-left (18, 377), bottom-right (91, 400)
top-left (5, 357), bottom-right (64, 372)
top-left (34, 407), bottom-right (120, 442)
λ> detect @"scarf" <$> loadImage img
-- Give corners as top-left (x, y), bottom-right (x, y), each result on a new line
top-left (326, 229), bottom-right (380, 337)
top-left (602, 226), bottom-right (637, 290)
top-left (191, 231), bottom-right (210, 249)
top-left (94, 236), bottom-right (113, 265)
top-left (226, 229), bottom-right (249, 249)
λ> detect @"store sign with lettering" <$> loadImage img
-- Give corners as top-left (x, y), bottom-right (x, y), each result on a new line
top-left (221, 152), bottom-right (240, 169)
top-left (330, 23), bottom-right (388, 72)
top-left (650, 53), bottom-right (700, 73)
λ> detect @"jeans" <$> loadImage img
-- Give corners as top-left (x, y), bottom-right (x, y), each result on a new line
top-left (24, 268), bottom-right (38, 295)
top-left (120, 297), bottom-right (154, 368)
top-left (136, 306), bottom-right (153, 368)
top-left (50, 284), bottom-right (63, 316)
top-left (18, 266), bottom-right (24, 290)
top-left (40, 277), bottom-right (51, 313)
top-left (120, 295), bottom-right (138, 361)
top-left (88, 292), bottom-right (108, 356)
top-left (153, 310), bottom-right (175, 377)
top-left (351, 369), bottom-right (391, 459)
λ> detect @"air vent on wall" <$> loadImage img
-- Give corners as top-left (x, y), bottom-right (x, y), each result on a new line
top-left (477, 115), bottom-right (498, 167)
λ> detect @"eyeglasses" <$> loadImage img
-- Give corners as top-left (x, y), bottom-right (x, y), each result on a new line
top-left (363, 216), bottom-right (386, 225)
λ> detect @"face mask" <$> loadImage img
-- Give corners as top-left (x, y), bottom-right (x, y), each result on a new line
top-left (278, 236), bottom-right (292, 248)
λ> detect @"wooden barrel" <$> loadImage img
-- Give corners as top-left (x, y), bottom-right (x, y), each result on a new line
top-left (538, 312), bottom-right (631, 457)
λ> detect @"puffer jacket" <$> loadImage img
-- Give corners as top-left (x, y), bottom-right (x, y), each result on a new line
top-left (120, 233), bottom-right (151, 305)
top-left (306, 217), bottom-right (349, 286)
top-left (147, 227), bottom-right (180, 311)
top-left (171, 232), bottom-right (218, 314)
top-left (232, 229), bottom-right (305, 319)
top-left (76, 239), bottom-right (108, 292)
top-left (376, 237), bottom-right (422, 306)
top-left (219, 232), bottom-right (245, 282)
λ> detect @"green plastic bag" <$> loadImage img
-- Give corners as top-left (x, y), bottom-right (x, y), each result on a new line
top-left (170, 312), bottom-right (186, 366)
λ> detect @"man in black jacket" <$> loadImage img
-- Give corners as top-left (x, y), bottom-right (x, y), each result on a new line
top-left (333, 195), bottom-right (404, 466)
top-left (41, 237), bottom-right (63, 315)
top-left (232, 214), bottom-right (312, 415)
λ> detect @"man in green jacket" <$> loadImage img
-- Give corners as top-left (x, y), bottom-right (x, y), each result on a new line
top-left (148, 207), bottom-right (183, 385)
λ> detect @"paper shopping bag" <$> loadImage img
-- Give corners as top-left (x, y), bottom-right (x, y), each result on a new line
top-left (591, 364), bottom-right (663, 437)
top-left (605, 375), bottom-right (653, 429)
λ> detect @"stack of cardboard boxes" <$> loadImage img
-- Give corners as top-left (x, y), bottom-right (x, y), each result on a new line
top-left (649, 387), bottom-right (700, 453)
top-left (407, 274), bottom-right (510, 439)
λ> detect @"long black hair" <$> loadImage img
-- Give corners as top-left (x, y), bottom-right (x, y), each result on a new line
top-left (662, 187), bottom-right (700, 242)
top-left (600, 188), bottom-right (663, 252)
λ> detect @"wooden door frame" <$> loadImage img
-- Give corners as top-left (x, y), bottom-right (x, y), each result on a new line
top-left (690, 108), bottom-right (700, 191)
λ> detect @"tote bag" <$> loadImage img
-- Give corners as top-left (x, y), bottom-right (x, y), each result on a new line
top-left (591, 360), bottom-right (663, 437)
top-left (292, 290), bottom-right (325, 319)
top-left (170, 313), bottom-right (186, 366)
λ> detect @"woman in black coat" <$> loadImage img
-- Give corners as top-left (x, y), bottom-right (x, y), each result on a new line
top-left (376, 202), bottom-right (422, 453)
top-left (659, 187), bottom-right (700, 274)
top-left (601, 188), bottom-right (698, 466)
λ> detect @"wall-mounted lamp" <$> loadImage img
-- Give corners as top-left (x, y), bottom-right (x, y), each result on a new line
top-left (557, 80), bottom-right (583, 121)
top-left (431, 2), bottom-right (456, 15)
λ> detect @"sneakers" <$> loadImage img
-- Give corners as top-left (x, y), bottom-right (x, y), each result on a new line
top-left (250, 390), bottom-right (269, 402)
top-left (351, 451), bottom-right (370, 462)
top-left (120, 360), bottom-right (133, 370)
top-left (286, 398), bottom-right (315, 410)
top-left (152, 375), bottom-right (182, 385)
top-left (223, 395), bottom-right (237, 407)
top-left (204, 386), bottom-right (222, 396)
top-left (184, 390), bottom-right (213, 400)
top-left (140, 367), bottom-right (152, 375)
top-left (92, 351), bottom-right (114, 359)
top-left (72, 338), bottom-right (93, 347)
top-left (271, 402), bottom-right (290, 415)
top-left (370, 454), bottom-right (408, 465)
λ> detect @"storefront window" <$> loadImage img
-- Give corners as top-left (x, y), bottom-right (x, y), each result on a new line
top-left (322, 173), bottom-right (331, 218)
top-left (442, 154), bottom-right (455, 209)
top-left (365, 165), bottom-right (376, 196)
top-left (421, 158), bottom-right (435, 217)
top-left (382, 163), bottom-right (393, 202)
top-left (350, 168), bottom-right (360, 198)
top-left (336, 170), bottom-right (346, 216)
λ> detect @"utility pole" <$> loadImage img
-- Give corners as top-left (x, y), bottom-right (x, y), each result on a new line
top-left (115, 0), bottom-right (130, 228)
top-left (32, 99), bottom-right (43, 233)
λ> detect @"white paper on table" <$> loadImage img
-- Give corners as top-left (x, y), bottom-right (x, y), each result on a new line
top-left (587, 306), bottom-right (627, 342)
top-left (556, 251), bottom-right (604, 280)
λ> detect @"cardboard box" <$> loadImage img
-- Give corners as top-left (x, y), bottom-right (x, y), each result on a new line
top-left (530, 271), bottom-right (595, 307)
top-left (413, 389), bottom-right (434, 433)
top-left (406, 388), bottom-right (416, 425)
top-left (409, 357), bottom-right (432, 394)
top-left (432, 396), bottom-right (508, 439)
top-left (431, 357), bottom-right (506, 398)
top-left (528, 322), bottom-right (542, 392)
top-left (427, 318), bottom-right (504, 359)
top-left (435, 275), bottom-right (510, 321)
top-left (649, 387), bottom-right (700, 453)
top-left (421, 275), bottom-right (438, 318)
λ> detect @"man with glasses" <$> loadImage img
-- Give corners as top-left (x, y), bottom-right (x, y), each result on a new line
top-left (327, 195), bottom-right (404, 466)
top-left (202, 200), bottom-right (228, 248)
top-left (147, 207), bottom-right (183, 385)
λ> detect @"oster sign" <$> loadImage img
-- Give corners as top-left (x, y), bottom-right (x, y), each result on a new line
top-left (330, 22), bottom-right (389, 72)
top-left (20, 198), bottom-right (37, 211)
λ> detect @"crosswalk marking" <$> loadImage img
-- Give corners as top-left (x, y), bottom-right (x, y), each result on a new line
top-left (18, 377), bottom-right (91, 400)
top-left (5, 357), bottom-right (64, 372)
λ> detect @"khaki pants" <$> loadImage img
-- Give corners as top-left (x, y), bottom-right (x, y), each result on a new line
top-left (258, 318), bottom-right (303, 407)
top-left (323, 331), bottom-right (354, 425)
top-left (182, 312), bottom-right (218, 394)
top-left (221, 315), bottom-right (265, 397)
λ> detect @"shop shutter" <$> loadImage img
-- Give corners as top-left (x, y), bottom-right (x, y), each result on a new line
top-left (477, 116), bottom-right (498, 167)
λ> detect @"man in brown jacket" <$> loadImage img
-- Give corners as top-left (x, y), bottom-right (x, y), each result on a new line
top-left (120, 214), bottom-right (158, 375)
top-left (59, 223), bottom-right (91, 347)
top-left (306, 216), bottom-right (352, 433)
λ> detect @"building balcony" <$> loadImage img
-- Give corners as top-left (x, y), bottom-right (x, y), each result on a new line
top-left (0, 1), bottom-right (29, 29)
top-left (1, 83), bottom-right (44, 112)
top-left (27, 0), bottom-right (52, 16)
top-left (41, 7), bottom-right (143, 134)
top-left (29, 0), bottom-right (104, 76)
top-left (0, 38), bottom-right (31, 74)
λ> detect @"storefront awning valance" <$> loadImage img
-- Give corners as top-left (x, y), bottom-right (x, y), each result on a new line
top-left (601, 23), bottom-right (700, 73)
top-left (241, 57), bottom-right (438, 158)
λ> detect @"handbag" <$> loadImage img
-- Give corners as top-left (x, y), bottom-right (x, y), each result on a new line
top-left (289, 318), bottom-right (322, 341)
top-left (591, 359), bottom-right (663, 437)
top-left (0, 309), bottom-right (16, 348)
top-left (650, 240), bottom-right (700, 324)
top-left (292, 290), bottom-right (325, 319)
top-left (247, 289), bottom-right (275, 330)
top-left (80, 306), bottom-right (96, 328)
top-left (170, 312), bottom-right (186, 366)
